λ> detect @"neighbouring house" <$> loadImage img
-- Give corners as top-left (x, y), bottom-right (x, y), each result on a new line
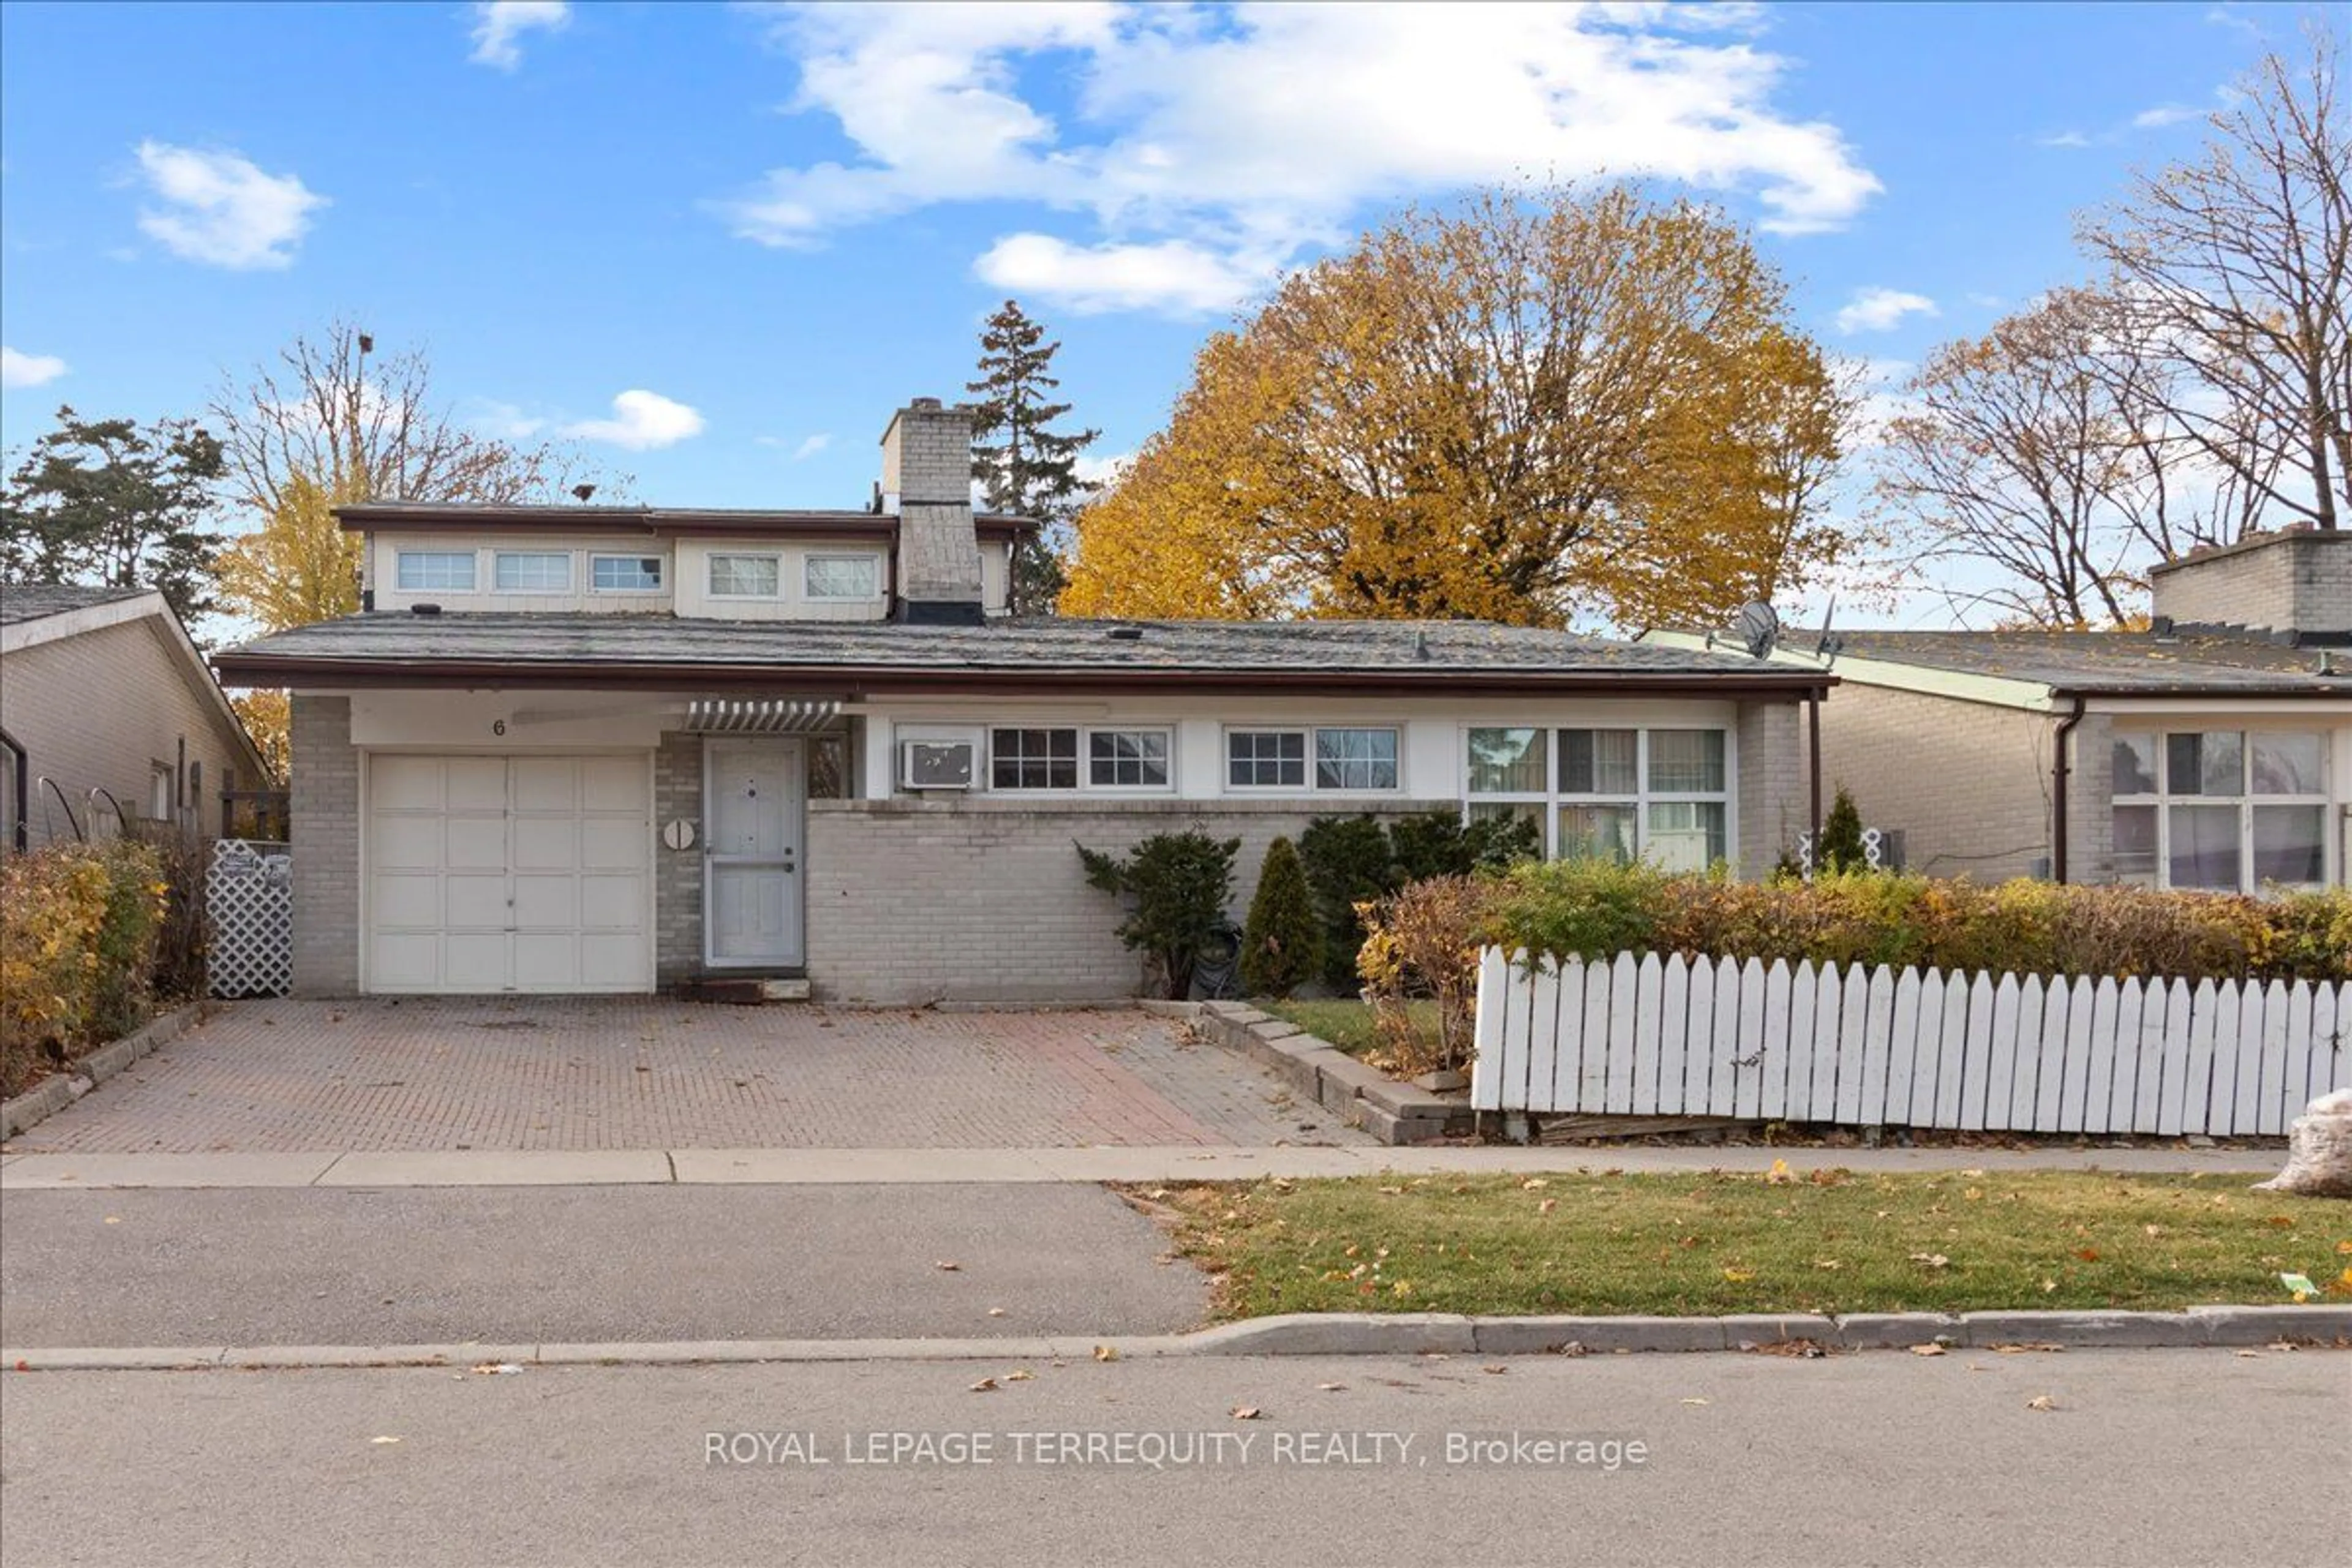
top-left (212, 398), bottom-right (1836, 1005)
top-left (1, 583), bottom-right (270, 852)
top-left (1659, 529), bottom-right (2352, 892)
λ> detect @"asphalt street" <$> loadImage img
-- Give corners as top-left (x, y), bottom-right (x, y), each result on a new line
top-left (0, 1185), bottom-right (1205, 1345)
top-left (3, 1348), bottom-right (2343, 1567)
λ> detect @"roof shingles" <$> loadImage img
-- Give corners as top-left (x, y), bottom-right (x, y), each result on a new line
top-left (1815, 628), bottom-right (2351, 697)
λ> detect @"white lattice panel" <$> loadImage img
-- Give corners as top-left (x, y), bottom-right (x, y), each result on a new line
top-left (208, 838), bottom-right (293, 998)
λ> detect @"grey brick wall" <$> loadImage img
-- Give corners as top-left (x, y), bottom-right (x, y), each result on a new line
top-left (2150, 530), bottom-right (2351, 636)
top-left (0, 617), bottom-right (264, 845)
top-left (802, 797), bottom-right (1453, 1005)
top-left (1735, 698), bottom-right (1804, 878)
top-left (1814, 684), bottom-right (2114, 883)
top-left (654, 731), bottom-right (704, 986)
top-left (290, 693), bottom-right (360, 996)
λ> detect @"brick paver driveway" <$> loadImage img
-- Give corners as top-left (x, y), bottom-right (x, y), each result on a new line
top-left (5, 1001), bottom-right (1370, 1153)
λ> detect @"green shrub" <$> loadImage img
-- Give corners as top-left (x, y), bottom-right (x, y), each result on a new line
top-left (1816, 784), bottom-right (1869, 874)
top-left (1, 839), bottom-right (167, 1096)
top-left (1240, 837), bottom-right (1324, 999)
top-left (1077, 829), bottom-right (1239, 1000)
top-left (1297, 815), bottom-right (1395, 989)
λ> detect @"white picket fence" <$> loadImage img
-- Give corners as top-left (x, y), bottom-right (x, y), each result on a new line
top-left (1470, 948), bottom-right (2350, 1137)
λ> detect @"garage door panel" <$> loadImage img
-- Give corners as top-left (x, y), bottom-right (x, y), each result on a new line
top-left (579, 873), bottom-right (644, 931)
top-left (580, 818), bottom-right (647, 870)
top-left (513, 874), bottom-right (577, 927)
top-left (371, 815), bottom-right (443, 872)
top-left (369, 932), bottom-right (441, 990)
top-left (371, 871), bottom-right (442, 928)
top-left (446, 816), bottom-right (507, 871)
top-left (444, 935), bottom-right (511, 990)
top-left (511, 816), bottom-right (578, 871)
top-left (445, 758), bottom-right (508, 810)
top-left (580, 757), bottom-right (648, 812)
top-left (444, 872), bottom-right (511, 930)
top-left (510, 758), bottom-right (578, 811)
top-left (364, 753), bottom-right (650, 995)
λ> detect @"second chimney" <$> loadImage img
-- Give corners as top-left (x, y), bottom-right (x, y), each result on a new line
top-left (881, 398), bottom-right (985, 627)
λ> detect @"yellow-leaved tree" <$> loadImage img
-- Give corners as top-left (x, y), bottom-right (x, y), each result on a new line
top-left (211, 469), bottom-right (366, 634)
top-left (1063, 186), bottom-right (1859, 629)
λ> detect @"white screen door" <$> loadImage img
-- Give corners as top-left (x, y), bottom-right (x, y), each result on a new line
top-left (704, 737), bottom-right (804, 967)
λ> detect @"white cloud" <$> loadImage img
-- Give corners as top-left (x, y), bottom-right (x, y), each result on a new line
top-left (562, 390), bottom-right (705, 450)
top-left (790, 432), bottom-right (832, 460)
top-left (2035, 130), bottom-right (2094, 149)
top-left (1, 345), bottom-right (68, 388)
top-left (977, 233), bottom-right (1276, 314)
top-left (2130, 103), bottom-right (2203, 129)
top-left (470, 398), bottom-right (551, 439)
top-left (470, 1), bottom-right (570, 71)
top-left (1834, 286), bottom-right (1939, 335)
top-left (133, 141), bottom-right (326, 270)
top-left (722, 2), bottom-right (1882, 314)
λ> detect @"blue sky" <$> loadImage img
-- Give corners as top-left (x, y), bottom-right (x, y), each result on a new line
top-left (0, 1), bottom-right (2323, 622)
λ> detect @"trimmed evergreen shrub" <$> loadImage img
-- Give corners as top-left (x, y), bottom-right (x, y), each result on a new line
top-left (1077, 830), bottom-right (1239, 1000)
top-left (1297, 815), bottom-right (1395, 988)
top-left (1240, 837), bottom-right (1324, 998)
top-left (1817, 785), bottom-right (1869, 874)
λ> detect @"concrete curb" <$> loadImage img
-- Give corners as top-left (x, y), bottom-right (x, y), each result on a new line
top-left (12, 1306), bottom-right (2345, 1372)
top-left (0, 1001), bottom-right (213, 1140)
top-left (1196, 1002), bottom-right (1469, 1145)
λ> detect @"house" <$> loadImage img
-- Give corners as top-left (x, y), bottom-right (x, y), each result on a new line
top-left (212, 398), bottom-right (1836, 1005)
top-left (1657, 529), bottom-right (2352, 892)
top-left (1, 583), bottom-right (270, 852)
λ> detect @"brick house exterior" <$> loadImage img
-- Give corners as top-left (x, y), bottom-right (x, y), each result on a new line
top-left (222, 399), bottom-right (1833, 1005)
top-left (1659, 530), bottom-right (2351, 891)
top-left (1, 585), bottom-right (270, 851)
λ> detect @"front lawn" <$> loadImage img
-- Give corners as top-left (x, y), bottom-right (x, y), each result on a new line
top-left (1141, 1169), bottom-right (2351, 1320)
top-left (1259, 998), bottom-right (1438, 1060)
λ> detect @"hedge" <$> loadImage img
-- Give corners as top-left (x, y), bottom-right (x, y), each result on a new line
top-left (1, 839), bottom-right (170, 1097)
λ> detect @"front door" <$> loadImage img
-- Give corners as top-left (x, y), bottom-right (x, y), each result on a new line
top-left (704, 737), bottom-right (804, 968)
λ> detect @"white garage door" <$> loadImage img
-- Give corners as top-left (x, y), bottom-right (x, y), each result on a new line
top-left (366, 753), bottom-right (652, 994)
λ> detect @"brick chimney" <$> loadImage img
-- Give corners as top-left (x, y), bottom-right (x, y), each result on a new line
top-left (2149, 528), bottom-right (2351, 643)
top-left (880, 398), bottom-right (985, 627)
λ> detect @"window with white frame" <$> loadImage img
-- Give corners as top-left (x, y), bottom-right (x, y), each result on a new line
top-left (395, 551), bottom-right (476, 592)
top-left (1089, 729), bottom-right (1170, 789)
top-left (707, 554), bottom-right (780, 598)
top-left (1227, 729), bottom-right (1307, 790)
top-left (494, 551), bottom-right (571, 592)
top-left (2111, 728), bottom-right (2329, 892)
top-left (591, 555), bottom-right (663, 592)
top-left (804, 554), bottom-right (880, 600)
top-left (991, 728), bottom-right (1078, 790)
top-left (1315, 728), bottom-right (1400, 791)
top-left (1464, 726), bottom-right (1729, 869)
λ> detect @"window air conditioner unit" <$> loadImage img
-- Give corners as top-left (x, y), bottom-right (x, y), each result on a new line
top-left (900, 739), bottom-right (976, 791)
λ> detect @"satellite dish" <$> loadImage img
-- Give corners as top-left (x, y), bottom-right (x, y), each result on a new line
top-left (1732, 600), bottom-right (1781, 660)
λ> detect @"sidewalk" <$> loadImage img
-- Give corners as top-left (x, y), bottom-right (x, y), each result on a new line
top-left (0, 1142), bottom-right (2280, 1189)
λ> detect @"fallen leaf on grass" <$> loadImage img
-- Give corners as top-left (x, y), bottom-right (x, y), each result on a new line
top-left (1909, 1253), bottom-right (1950, 1270)
top-left (1481, 1364), bottom-right (1508, 1375)
top-left (1093, 1345), bottom-right (1119, 1363)
top-left (1722, 1267), bottom-right (1755, 1283)
top-left (2024, 1395), bottom-right (2057, 1411)
top-left (1377, 1185), bottom-right (1404, 1196)
top-left (1004, 1370), bottom-right (1035, 1382)
top-left (1764, 1159), bottom-right (1795, 1186)
top-left (1521, 1178), bottom-right (1548, 1191)
top-left (970, 1378), bottom-right (998, 1393)
top-left (1537, 1198), bottom-right (1558, 1215)
top-left (1231, 1406), bottom-right (1262, 1420)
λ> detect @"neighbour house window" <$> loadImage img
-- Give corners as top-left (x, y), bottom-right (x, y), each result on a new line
top-left (1227, 729), bottom-right (1308, 790)
top-left (804, 555), bottom-right (881, 600)
top-left (494, 551), bottom-right (572, 592)
top-left (707, 554), bottom-right (780, 598)
top-left (991, 728), bottom-right (1079, 790)
top-left (1466, 726), bottom-right (1731, 869)
top-left (1089, 729), bottom-right (1171, 789)
top-left (149, 762), bottom-right (174, 821)
top-left (591, 555), bottom-right (664, 592)
top-left (395, 551), bottom-right (477, 592)
top-left (1315, 728), bottom-right (1400, 791)
top-left (2112, 728), bottom-right (2329, 893)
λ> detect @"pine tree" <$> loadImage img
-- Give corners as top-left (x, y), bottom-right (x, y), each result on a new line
top-left (1240, 837), bottom-right (1325, 1000)
top-left (966, 300), bottom-right (1099, 614)
top-left (1817, 785), bottom-right (1869, 875)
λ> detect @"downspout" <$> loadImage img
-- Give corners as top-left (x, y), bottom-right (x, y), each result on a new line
top-left (1807, 690), bottom-right (1824, 862)
top-left (2051, 694), bottom-right (2087, 885)
top-left (1, 727), bottom-right (24, 851)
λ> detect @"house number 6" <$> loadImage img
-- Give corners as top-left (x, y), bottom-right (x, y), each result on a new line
top-left (492, 720), bottom-right (507, 736)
